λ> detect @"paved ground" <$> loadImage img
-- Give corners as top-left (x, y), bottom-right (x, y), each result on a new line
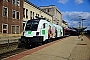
top-left (69, 36), bottom-right (90, 60)
top-left (4, 36), bottom-right (90, 60)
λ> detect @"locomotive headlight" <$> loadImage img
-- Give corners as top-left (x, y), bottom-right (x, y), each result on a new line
top-left (36, 32), bottom-right (39, 36)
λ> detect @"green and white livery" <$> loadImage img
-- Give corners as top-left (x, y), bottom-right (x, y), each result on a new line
top-left (18, 18), bottom-right (64, 48)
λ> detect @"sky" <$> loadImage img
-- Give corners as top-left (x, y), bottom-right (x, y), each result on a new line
top-left (28, 0), bottom-right (90, 30)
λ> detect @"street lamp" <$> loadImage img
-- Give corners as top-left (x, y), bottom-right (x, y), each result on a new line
top-left (78, 16), bottom-right (86, 41)
top-left (81, 19), bottom-right (85, 41)
top-left (78, 22), bottom-right (81, 28)
top-left (78, 22), bottom-right (81, 38)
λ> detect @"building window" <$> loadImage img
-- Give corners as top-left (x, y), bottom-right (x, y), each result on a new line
top-left (16, 11), bottom-right (20, 19)
top-left (17, 0), bottom-right (20, 6)
top-left (30, 11), bottom-right (32, 19)
top-left (11, 25), bottom-right (20, 34)
top-left (47, 9), bottom-right (49, 12)
top-left (41, 15), bottom-right (43, 18)
top-left (12, 0), bottom-right (16, 4)
top-left (35, 13), bottom-right (39, 18)
top-left (36, 13), bottom-right (38, 18)
top-left (2, 24), bottom-right (8, 34)
top-left (12, 26), bottom-right (15, 34)
top-left (43, 23), bottom-right (46, 28)
top-left (12, 10), bottom-right (16, 18)
top-left (23, 8), bottom-right (25, 18)
top-left (26, 9), bottom-right (28, 18)
top-left (37, 14), bottom-right (39, 17)
top-left (3, 6), bottom-right (8, 17)
top-left (33, 12), bottom-right (34, 19)
top-left (16, 26), bottom-right (20, 34)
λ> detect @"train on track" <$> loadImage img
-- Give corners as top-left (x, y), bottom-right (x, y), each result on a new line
top-left (18, 18), bottom-right (70, 48)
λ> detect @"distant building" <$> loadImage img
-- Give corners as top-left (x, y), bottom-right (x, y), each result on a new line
top-left (62, 20), bottom-right (68, 28)
top-left (23, 0), bottom-right (53, 26)
top-left (40, 5), bottom-right (62, 26)
top-left (0, 0), bottom-right (23, 35)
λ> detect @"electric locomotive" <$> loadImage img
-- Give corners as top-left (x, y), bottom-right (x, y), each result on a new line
top-left (18, 18), bottom-right (64, 48)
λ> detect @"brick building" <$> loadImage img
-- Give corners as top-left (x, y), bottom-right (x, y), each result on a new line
top-left (0, 0), bottom-right (23, 35)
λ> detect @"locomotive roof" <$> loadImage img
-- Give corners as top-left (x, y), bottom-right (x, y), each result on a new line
top-left (28, 18), bottom-right (46, 21)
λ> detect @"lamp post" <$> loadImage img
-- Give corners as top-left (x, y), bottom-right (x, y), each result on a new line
top-left (78, 22), bottom-right (81, 28)
top-left (78, 22), bottom-right (81, 38)
top-left (78, 16), bottom-right (86, 41)
top-left (81, 19), bottom-right (85, 41)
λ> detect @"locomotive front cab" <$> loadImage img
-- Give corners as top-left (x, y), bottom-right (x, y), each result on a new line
top-left (19, 19), bottom-right (44, 47)
top-left (24, 19), bottom-right (40, 37)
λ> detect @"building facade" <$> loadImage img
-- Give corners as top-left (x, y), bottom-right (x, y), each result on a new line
top-left (23, 1), bottom-right (53, 25)
top-left (40, 5), bottom-right (62, 26)
top-left (62, 20), bottom-right (68, 28)
top-left (0, 0), bottom-right (23, 35)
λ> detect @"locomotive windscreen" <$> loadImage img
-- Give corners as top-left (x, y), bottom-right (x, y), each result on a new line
top-left (25, 20), bottom-right (40, 31)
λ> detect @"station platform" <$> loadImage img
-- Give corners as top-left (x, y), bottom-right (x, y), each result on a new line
top-left (4, 36), bottom-right (90, 60)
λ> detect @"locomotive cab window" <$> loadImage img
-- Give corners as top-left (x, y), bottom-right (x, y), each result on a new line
top-left (25, 20), bottom-right (39, 31)
top-left (43, 23), bottom-right (47, 29)
top-left (43, 23), bottom-right (45, 28)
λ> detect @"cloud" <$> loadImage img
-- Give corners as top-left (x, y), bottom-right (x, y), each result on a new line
top-left (57, 0), bottom-right (68, 4)
top-left (74, 0), bottom-right (84, 4)
top-left (62, 11), bottom-right (90, 29)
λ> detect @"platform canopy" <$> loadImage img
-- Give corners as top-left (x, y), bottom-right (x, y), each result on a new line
top-left (72, 27), bottom-right (87, 32)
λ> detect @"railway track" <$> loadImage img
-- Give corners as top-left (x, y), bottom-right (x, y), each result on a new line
top-left (0, 41), bottom-right (47, 60)
top-left (0, 48), bottom-right (28, 59)
top-left (0, 42), bottom-right (28, 59)
top-left (0, 39), bottom-right (45, 59)
top-left (0, 42), bottom-right (18, 54)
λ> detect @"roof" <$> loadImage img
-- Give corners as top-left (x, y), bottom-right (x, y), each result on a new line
top-left (40, 5), bottom-right (62, 14)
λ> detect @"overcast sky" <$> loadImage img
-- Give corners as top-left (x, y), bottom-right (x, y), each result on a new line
top-left (29, 0), bottom-right (90, 30)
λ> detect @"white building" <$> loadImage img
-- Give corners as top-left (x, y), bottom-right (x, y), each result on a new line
top-left (40, 5), bottom-right (62, 26)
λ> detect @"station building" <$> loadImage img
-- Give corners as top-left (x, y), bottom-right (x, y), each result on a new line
top-left (40, 5), bottom-right (62, 26)
top-left (0, 0), bottom-right (23, 36)
top-left (62, 20), bottom-right (68, 28)
top-left (0, 0), bottom-right (68, 37)
top-left (23, 0), bottom-right (53, 27)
